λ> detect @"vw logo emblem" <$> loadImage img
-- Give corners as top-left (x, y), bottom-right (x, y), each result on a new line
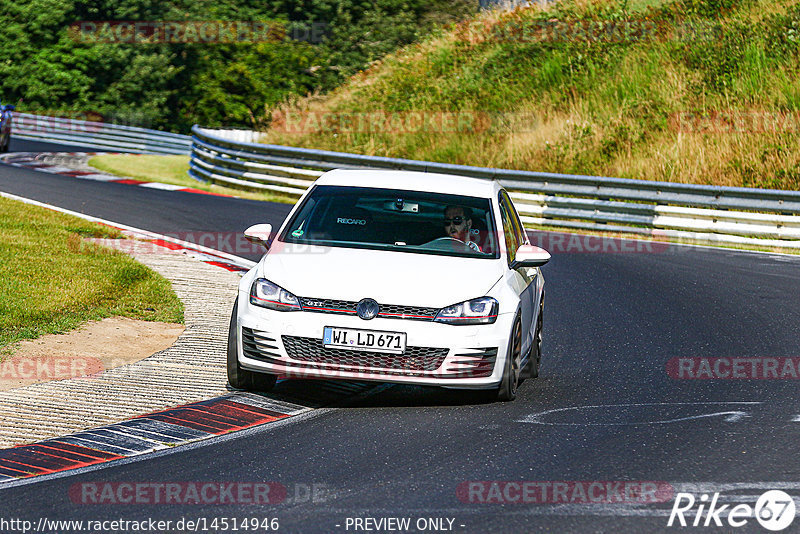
top-left (356, 298), bottom-right (380, 320)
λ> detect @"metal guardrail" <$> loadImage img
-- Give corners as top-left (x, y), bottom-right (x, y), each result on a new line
top-left (189, 125), bottom-right (800, 249)
top-left (11, 113), bottom-right (191, 155)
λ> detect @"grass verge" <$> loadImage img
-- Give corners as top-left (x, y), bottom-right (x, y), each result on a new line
top-left (87, 154), bottom-right (299, 205)
top-left (0, 196), bottom-right (184, 354)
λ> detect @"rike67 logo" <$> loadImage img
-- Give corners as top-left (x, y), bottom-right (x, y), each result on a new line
top-left (668, 490), bottom-right (796, 531)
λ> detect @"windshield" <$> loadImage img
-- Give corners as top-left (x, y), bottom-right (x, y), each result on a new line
top-left (280, 185), bottom-right (499, 259)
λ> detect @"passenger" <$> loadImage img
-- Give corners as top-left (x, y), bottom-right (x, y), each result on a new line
top-left (443, 205), bottom-right (482, 252)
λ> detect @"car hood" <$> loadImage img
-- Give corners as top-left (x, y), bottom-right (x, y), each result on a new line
top-left (259, 244), bottom-right (503, 308)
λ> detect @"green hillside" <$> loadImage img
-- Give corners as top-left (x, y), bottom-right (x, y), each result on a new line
top-left (259, 0), bottom-right (800, 189)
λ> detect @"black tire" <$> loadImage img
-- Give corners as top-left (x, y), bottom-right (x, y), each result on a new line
top-left (496, 316), bottom-right (522, 402)
top-left (525, 296), bottom-right (544, 379)
top-left (227, 302), bottom-right (277, 392)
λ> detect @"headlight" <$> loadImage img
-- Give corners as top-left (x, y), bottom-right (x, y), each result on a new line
top-left (250, 278), bottom-right (301, 311)
top-left (434, 297), bottom-right (498, 325)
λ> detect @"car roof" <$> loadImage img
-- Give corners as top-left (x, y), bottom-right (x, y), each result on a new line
top-left (314, 169), bottom-right (500, 199)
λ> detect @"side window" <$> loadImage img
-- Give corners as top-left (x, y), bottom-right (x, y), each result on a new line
top-left (498, 196), bottom-right (521, 265)
top-left (501, 190), bottom-right (528, 247)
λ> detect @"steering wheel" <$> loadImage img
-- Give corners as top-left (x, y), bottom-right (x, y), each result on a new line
top-left (419, 236), bottom-right (476, 252)
top-left (427, 237), bottom-right (466, 245)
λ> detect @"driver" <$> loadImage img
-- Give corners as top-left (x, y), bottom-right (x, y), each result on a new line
top-left (444, 205), bottom-right (482, 252)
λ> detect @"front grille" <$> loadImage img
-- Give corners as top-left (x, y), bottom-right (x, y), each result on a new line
top-left (282, 335), bottom-right (448, 372)
top-left (377, 303), bottom-right (439, 320)
top-left (298, 297), bottom-right (356, 316)
top-left (298, 297), bottom-right (438, 321)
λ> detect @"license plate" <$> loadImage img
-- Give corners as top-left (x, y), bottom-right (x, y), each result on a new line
top-left (323, 327), bottom-right (406, 354)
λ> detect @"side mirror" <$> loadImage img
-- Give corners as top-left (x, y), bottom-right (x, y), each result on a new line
top-left (244, 223), bottom-right (273, 250)
top-left (511, 244), bottom-right (550, 269)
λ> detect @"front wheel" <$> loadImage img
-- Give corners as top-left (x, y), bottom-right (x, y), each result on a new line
top-left (526, 297), bottom-right (544, 379)
top-left (496, 316), bottom-right (522, 402)
top-left (227, 301), bottom-right (277, 392)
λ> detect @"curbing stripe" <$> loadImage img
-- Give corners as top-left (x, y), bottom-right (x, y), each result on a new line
top-left (56, 437), bottom-right (146, 457)
top-left (0, 388), bottom-right (376, 483)
top-left (78, 173), bottom-right (120, 182)
top-left (149, 405), bottom-right (265, 428)
top-left (204, 260), bottom-right (248, 272)
top-left (25, 441), bottom-right (121, 462)
top-left (99, 431), bottom-right (174, 452)
top-left (67, 429), bottom-right (171, 453)
top-left (211, 399), bottom-right (289, 419)
top-left (149, 239), bottom-right (183, 250)
top-left (111, 419), bottom-right (211, 442)
top-left (0, 455), bottom-right (82, 473)
top-left (33, 443), bottom-right (118, 463)
top-left (0, 396), bottom-right (295, 481)
top-left (0, 463), bottom-right (42, 477)
top-left (0, 443), bottom-right (125, 476)
top-left (181, 188), bottom-right (224, 195)
top-left (230, 392), bottom-right (310, 414)
top-left (0, 152), bottom-right (232, 197)
top-left (18, 445), bottom-right (105, 464)
top-left (37, 165), bottom-right (77, 173)
top-left (142, 409), bottom-right (283, 434)
top-left (139, 182), bottom-right (184, 191)
top-left (0, 452), bottom-right (90, 473)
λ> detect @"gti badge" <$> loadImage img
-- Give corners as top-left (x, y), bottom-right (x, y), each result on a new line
top-left (356, 298), bottom-right (380, 320)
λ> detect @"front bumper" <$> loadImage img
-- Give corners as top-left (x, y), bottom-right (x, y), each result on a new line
top-left (236, 294), bottom-right (514, 389)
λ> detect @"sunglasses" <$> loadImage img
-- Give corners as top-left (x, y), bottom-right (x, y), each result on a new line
top-left (443, 217), bottom-right (465, 225)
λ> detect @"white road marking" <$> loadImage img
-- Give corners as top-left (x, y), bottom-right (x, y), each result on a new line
top-left (77, 173), bottom-right (123, 182)
top-left (139, 182), bottom-right (184, 191)
top-left (517, 402), bottom-right (761, 426)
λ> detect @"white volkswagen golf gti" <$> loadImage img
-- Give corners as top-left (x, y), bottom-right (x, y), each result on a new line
top-left (227, 169), bottom-right (550, 401)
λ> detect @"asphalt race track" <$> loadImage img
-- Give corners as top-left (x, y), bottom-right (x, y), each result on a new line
top-left (0, 139), bottom-right (292, 262)
top-left (2, 139), bottom-right (800, 533)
